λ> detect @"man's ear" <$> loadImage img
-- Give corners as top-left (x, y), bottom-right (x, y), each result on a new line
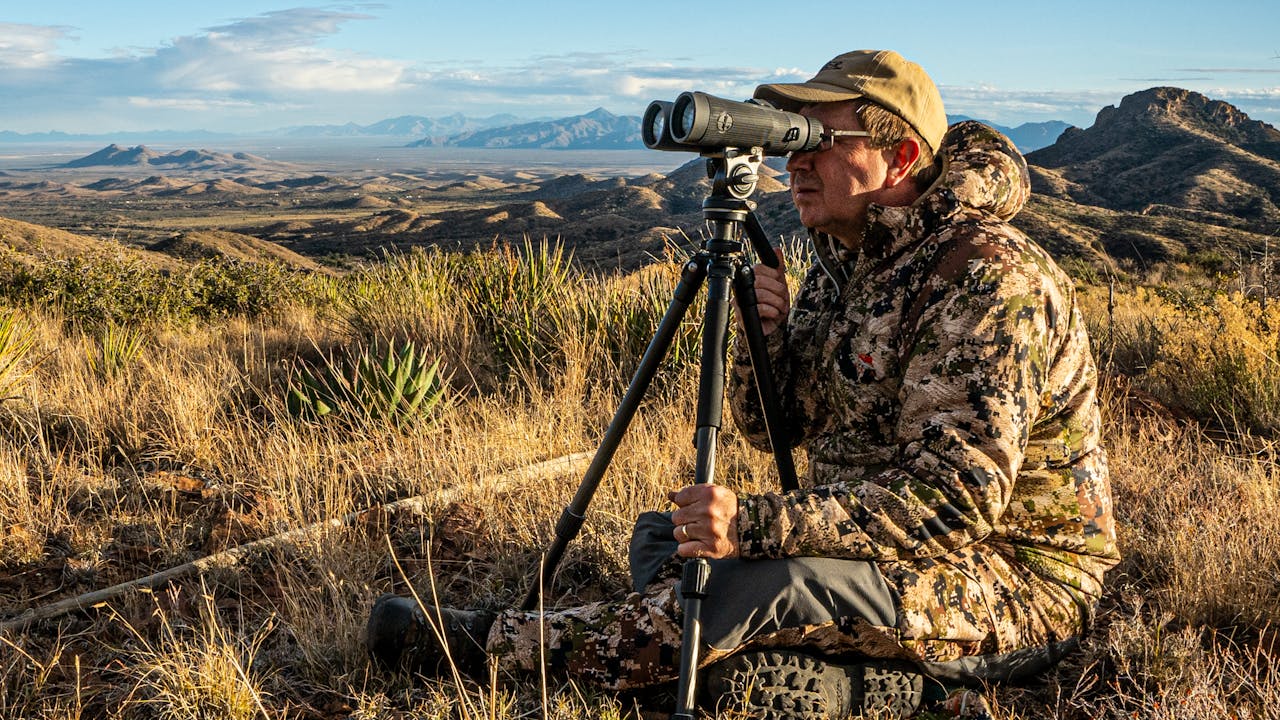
top-left (884, 138), bottom-right (921, 188)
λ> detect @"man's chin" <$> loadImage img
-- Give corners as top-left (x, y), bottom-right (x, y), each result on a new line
top-left (794, 212), bottom-right (826, 232)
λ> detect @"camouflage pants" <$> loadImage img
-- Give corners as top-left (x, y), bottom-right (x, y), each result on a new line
top-left (485, 512), bottom-right (1086, 691)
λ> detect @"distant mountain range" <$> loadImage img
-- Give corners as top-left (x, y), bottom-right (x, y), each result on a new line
top-left (407, 108), bottom-right (641, 150)
top-left (2, 111), bottom-right (1070, 153)
top-left (949, 117), bottom-right (1071, 154)
top-left (405, 108), bottom-right (1066, 153)
top-left (280, 112), bottom-right (523, 139)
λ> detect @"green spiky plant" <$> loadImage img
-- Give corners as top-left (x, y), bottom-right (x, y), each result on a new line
top-left (0, 309), bottom-right (36, 403)
top-left (287, 340), bottom-right (451, 429)
top-left (462, 237), bottom-right (575, 375)
top-left (86, 322), bottom-right (145, 380)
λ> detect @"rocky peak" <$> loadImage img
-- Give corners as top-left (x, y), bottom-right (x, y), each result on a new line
top-left (1087, 87), bottom-right (1279, 145)
top-left (1025, 86), bottom-right (1280, 234)
top-left (1031, 87), bottom-right (1280, 170)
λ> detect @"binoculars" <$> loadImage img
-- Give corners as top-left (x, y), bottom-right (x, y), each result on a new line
top-left (642, 91), bottom-right (825, 155)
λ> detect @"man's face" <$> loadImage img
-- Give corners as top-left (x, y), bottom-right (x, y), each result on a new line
top-left (785, 101), bottom-right (894, 248)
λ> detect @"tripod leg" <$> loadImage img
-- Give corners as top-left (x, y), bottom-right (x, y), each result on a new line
top-left (672, 250), bottom-right (735, 719)
top-left (521, 254), bottom-right (709, 612)
top-left (731, 264), bottom-right (799, 491)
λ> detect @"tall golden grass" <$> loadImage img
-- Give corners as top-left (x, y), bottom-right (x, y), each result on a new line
top-left (0, 242), bottom-right (1276, 718)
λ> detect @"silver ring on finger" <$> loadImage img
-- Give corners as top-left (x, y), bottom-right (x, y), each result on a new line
top-left (677, 524), bottom-right (688, 542)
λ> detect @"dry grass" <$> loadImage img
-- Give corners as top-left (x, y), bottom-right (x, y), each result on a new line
top-left (1, 246), bottom-right (1278, 718)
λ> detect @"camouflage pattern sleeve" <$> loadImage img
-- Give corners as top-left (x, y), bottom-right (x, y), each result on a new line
top-left (737, 223), bottom-right (1071, 561)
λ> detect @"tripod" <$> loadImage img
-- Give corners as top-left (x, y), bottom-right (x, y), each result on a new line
top-left (522, 147), bottom-right (799, 719)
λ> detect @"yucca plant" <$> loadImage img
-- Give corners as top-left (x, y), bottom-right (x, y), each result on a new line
top-left (86, 322), bottom-right (146, 380)
top-left (330, 247), bottom-right (464, 342)
top-left (0, 309), bottom-right (37, 402)
top-left (461, 237), bottom-right (575, 374)
top-left (286, 340), bottom-right (451, 428)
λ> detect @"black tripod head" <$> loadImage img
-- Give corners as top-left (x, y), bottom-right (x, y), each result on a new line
top-left (700, 147), bottom-right (780, 269)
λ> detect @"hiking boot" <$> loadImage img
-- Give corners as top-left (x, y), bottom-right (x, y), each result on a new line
top-left (703, 650), bottom-right (924, 720)
top-left (365, 593), bottom-right (495, 678)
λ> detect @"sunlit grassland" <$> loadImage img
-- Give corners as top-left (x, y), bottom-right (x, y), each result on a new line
top-left (0, 241), bottom-right (1278, 719)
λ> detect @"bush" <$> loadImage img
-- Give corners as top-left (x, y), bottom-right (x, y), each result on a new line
top-left (1080, 284), bottom-right (1280, 435)
top-left (0, 252), bottom-right (311, 327)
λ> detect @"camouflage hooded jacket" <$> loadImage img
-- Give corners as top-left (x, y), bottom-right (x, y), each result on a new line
top-left (728, 122), bottom-right (1120, 628)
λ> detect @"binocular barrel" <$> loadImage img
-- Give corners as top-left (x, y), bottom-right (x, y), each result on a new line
top-left (643, 91), bottom-right (824, 155)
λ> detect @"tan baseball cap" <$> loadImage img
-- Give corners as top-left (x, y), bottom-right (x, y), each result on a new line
top-left (754, 50), bottom-right (946, 153)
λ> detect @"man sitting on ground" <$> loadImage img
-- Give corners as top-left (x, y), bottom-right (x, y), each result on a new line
top-left (366, 49), bottom-right (1119, 719)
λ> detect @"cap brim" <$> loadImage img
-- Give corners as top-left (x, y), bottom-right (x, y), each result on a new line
top-left (753, 81), bottom-right (865, 111)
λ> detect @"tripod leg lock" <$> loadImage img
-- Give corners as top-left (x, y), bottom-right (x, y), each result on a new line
top-left (680, 558), bottom-right (711, 600)
top-left (554, 509), bottom-right (586, 541)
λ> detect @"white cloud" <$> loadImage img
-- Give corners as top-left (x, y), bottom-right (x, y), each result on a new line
top-left (142, 10), bottom-right (409, 94)
top-left (0, 9), bottom-right (422, 131)
top-left (941, 86), bottom-right (1128, 126)
top-left (1210, 86), bottom-right (1280, 99)
top-left (0, 22), bottom-right (71, 69)
top-left (126, 96), bottom-right (270, 112)
top-left (202, 8), bottom-right (375, 49)
top-left (408, 53), bottom-right (804, 113)
top-left (0, 11), bottom-right (401, 98)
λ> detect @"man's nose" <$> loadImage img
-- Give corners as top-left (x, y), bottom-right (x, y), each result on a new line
top-left (785, 150), bottom-right (812, 174)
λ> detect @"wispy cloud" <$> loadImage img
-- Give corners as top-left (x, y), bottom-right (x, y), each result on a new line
top-left (126, 96), bottom-right (281, 113)
top-left (0, 22), bottom-right (72, 69)
top-left (1176, 67), bottom-right (1280, 74)
top-left (405, 53), bottom-right (808, 110)
top-left (202, 8), bottom-right (375, 48)
top-left (0, 11), bottom-right (807, 132)
top-left (0, 9), bottom-right (407, 131)
top-left (940, 86), bottom-right (1122, 126)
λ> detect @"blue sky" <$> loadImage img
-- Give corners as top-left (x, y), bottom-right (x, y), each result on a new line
top-left (2, 1), bottom-right (1279, 134)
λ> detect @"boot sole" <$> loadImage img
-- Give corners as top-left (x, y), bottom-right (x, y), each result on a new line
top-left (704, 650), bottom-right (923, 720)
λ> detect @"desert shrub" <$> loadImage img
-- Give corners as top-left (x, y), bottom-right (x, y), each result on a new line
top-left (1078, 284), bottom-right (1170, 375)
top-left (327, 247), bottom-right (465, 343)
top-left (458, 238), bottom-right (576, 376)
top-left (1147, 293), bottom-right (1280, 434)
top-left (573, 263), bottom-right (703, 381)
top-left (182, 258), bottom-right (312, 319)
top-left (1080, 284), bottom-right (1280, 434)
top-left (0, 253), bottom-right (312, 327)
top-left (0, 253), bottom-right (182, 326)
top-left (328, 242), bottom-right (707, 393)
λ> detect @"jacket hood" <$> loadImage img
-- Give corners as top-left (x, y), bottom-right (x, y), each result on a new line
top-left (934, 120), bottom-right (1031, 222)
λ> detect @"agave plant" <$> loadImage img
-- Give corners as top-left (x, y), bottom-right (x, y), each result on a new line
top-left (286, 340), bottom-right (451, 428)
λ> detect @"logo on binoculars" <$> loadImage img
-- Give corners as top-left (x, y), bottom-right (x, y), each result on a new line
top-left (717, 112), bottom-right (733, 133)
top-left (783, 128), bottom-right (800, 142)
